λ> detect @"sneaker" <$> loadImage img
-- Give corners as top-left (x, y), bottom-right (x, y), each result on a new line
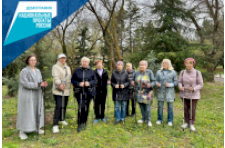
top-left (148, 121), bottom-right (152, 127)
top-left (94, 119), bottom-right (99, 123)
top-left (114, 120), bottom-right (120, 125)
top-left (77, 124), bottom-right (82, 133)
top-left (168, 122), bottom-right (173, 126)
top-left (101, 118), bottom-right (106, 122)
top-left (181, 123), bottom-right (188, 129)
top-left (38, 129), bottom-right (45, 134)
top-left (82, 123), bottom-right (87, 130)
top-left (60, 121), bottom-right (68, 126)
top-left (121, 119), bottom-right (125, 125)
top-left (156, 120), bottom-right (162, 125)
top-left (53, 125), bottom-right (60, 134)
top-left (125, 114), bottom-right (130, 118)
top-left (137, 119), bottom-right (144, 124)
top-left (131, 114), bottom-right (135, 117)
top-left (19, 131), bottom-right (28, 140)
top-left (190, 124), bottom-right (196, 131)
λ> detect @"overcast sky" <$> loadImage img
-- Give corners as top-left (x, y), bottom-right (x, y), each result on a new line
top-left (55, 0), bottom-right (223, 42)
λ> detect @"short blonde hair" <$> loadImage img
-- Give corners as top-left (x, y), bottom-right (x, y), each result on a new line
top-left (160, 59), bottom-right (174, 70)
top-left (81, 56), bottom-right (90, 63)
top-left (126, 63), bottom-right (132, 67)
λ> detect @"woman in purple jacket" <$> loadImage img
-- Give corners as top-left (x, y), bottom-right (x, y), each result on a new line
top-left (178, 58), bottom-right (203, 131)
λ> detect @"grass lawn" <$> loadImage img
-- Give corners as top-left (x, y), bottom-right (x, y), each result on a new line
top-left (2, 81), bottom-right (224, 148)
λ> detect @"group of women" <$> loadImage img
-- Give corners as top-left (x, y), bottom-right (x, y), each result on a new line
top-left (16, 53), bottom-right (203, 140)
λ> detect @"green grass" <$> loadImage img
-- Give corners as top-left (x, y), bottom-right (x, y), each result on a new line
top-left (2, 81), bottom-right (224, 148)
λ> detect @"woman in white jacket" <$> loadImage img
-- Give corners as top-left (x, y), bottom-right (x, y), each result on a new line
top-left (52, 53), bottom-right (71, 133)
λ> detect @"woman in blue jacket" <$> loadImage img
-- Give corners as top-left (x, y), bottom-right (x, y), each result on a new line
top-left (155, 59), bottom-right (178, 126)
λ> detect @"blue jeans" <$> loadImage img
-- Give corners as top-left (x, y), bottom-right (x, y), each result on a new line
top-left (115, 100), bottom-right (127, 121)
top-left (139, 103), bottom-right (151, 122)
top-left (157, 101), bottom-right (173, 122)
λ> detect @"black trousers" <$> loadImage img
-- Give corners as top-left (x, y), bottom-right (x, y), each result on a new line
top-left (126, 89), bottom-right (135, 116)
top-left (53, 95), bottom-right (69, 126)
top-left (94, 91), bottom-right (107, 119)
top-left (75, 93), bottom-right (91, 125)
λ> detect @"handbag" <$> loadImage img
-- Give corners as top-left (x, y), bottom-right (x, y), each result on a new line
top-left (137, 80), bottom-right (154, 105)
top-left (137, 88), bottom-right (153, 105)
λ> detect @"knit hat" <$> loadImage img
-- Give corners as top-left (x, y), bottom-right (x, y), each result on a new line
top-left (184, 58), bottom-right (195, 66)
top-left (116, 61), bottom-right (124, 67)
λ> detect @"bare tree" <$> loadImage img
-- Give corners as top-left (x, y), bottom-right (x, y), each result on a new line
top-left (51, 6), bottom-right (84, 55)
top-left (85, 0), bottom-right (125, 73)
top-left (186, 0), bottom-right (224, 81)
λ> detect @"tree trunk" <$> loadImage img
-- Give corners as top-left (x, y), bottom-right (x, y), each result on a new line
top-left (206, 58), bottom-right (215, 82)
top-left (129, 18), bottom-right (133, 54)
top-left (105, 37), bottom-right (115, 75)
top-left (112, 13), bottom-right (123, 61)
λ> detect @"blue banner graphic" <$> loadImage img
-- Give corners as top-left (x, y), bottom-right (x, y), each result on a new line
top-left (2, 0), bottom-right (89, 69)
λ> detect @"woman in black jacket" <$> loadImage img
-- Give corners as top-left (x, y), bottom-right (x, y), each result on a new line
top-left (94, 60), bottom-right (110, 123)
top-left (125, 63), bottom-right (135, 117)
top-left (111, 61), bottom-right (129, 125)
top-left (71, 57), bottom-right (96, 133)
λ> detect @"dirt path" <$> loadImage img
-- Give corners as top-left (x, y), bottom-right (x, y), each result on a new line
top-left (214, 77), bottom-right (224, 82)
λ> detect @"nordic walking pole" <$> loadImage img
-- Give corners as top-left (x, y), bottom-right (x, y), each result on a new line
top-left (62, 88), bottom-right (65, 133)
top-left (133, 89), bottom-right (137, 125)
top-left (163, 77), bottom-right (168, 128)
top-left (61, 84), bottom-right (65, 134)
top-left (163, 80), bottom-right (166, 128)
top-left (107, 84), bottom-right (110, 120)
top-left (119, 81), bottom-right (126, 125)
top-left (92, 84), bottom-right (95, 127)
top-left (37, 86), bottom-right (41, 140)
top-left (61, 67), bottom-right (67, 134)
top-left (83, 75), bottom-right (86, 129)
top-left (139, 77), bottom-right (143, 123)
top-left (84, 93), bottom-right (87, 130)
top-left (78, 92), bottom-right (82, 132)
top-left (114, 81), bottom-right (120, 125)
top-left (83, 73), bottom-right (86, 130)
top-left (78, 70), bottom-right (85, 132)
top-left (181, 71), bottom-right (186, 131)
top-left (37, 80), bottom-right (45, 140)
top-left (163, 79), bottom-right (168, 128)
top-left (43, 80), bottom-right (46, 135)
top-left (119, 79), bottom-right (125, 125)
top-left (106, 79), bottom-right (111, 121)
top-left (190, 85), bottom-right (193, 133)
top-left (37, 98), bottom-right (40, 140)
top-left (182, 87), bottom-right (185, 132)
top-left (190, 98), bottom-right (192, 133)
top-left (131, 79), bottom-right (137, 125)
top-left (73, 88), bottom-right (76, 129)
